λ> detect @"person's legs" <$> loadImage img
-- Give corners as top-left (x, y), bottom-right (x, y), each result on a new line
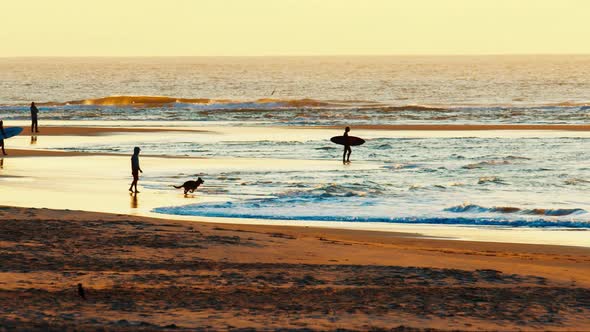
top-left (346, 147), bottom-right (351, 162)
top-left (33, 118), bottom-right (39, 133)
top-left (134, 172), bottom-right (140, 193)
top-left (342, 146), bottom-right (346, 163)
top-left (0, 140), bottom-right (5, 155)
top-left (129, 172), bottom-right (138, 192)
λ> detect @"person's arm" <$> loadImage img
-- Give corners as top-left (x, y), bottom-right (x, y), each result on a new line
top-left (139, 159), bottom-right (143, 173)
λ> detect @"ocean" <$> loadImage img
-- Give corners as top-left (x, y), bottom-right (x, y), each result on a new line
top-left (1, 55), bottom-right (590, 229)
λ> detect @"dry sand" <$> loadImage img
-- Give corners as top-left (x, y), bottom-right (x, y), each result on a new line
top-left (0, 206), bottom-right (588, 331)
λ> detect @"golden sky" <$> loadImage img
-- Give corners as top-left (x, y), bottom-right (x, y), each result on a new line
top-left (1, 0), bottom-right (589, 56)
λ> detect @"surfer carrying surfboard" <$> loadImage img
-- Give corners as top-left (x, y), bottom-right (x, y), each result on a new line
top-left (330, 127), bottom-right (365, 164)
top-left (0, 120), bottom-right (6, 155)
top-left (342, 126), bottom-right (352, 164)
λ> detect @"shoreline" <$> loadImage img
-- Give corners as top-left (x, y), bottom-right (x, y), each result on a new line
top-left (3, 205), bottom-right (589, 284)
top-left (303, 124), bottom-right (590, 131)
top-left (2, 151), bottom-right (589, 248)
top-left (8, 123), bottom-right (590, 133)
top-left (1, 124), bottom-right (589, 248)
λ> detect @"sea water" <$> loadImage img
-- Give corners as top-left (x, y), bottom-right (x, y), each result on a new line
top-left (1, 56), bottom-right (590, 229)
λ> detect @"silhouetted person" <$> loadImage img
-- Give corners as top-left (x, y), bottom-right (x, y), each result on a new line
top-left (77, 283), bottom-right (86, 300)
top-left (343, 126), bottom-right (351, 164)
top-left (30, 102), bottom-right (39, 133)
top-left (129, 147), bottom-right (143, 193)
top-left (0, 120), bottom-right (7, 156)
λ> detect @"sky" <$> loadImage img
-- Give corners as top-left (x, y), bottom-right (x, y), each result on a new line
top-left (1, 0), bottom-right (589, 56)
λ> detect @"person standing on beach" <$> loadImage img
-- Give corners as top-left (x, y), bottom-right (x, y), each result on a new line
top-left (0, 120), bottom-right (7, 155)
top-left (30, 102), bottom-right (39, 133)
top-left (343, 126), bottom-right (352, 164)
top-left (129, 147), bottom-right (143, 193)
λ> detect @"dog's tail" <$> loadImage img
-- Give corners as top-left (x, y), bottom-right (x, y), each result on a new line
top-left (173, 185), bottom-right (183, 189)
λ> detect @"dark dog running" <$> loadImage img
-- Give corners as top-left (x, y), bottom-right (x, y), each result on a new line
top-left (174, 177), bottom-right (204, 195)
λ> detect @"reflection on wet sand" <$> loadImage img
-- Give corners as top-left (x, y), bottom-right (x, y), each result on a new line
top-left (130, 192), bottom-right (138, 209)
top-left (30, 135), bottom-right (37, 145)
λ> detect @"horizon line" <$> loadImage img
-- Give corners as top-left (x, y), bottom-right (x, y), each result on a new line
top-left (2, 53), bottom-right (590, 58)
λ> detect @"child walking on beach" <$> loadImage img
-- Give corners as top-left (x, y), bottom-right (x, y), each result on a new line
top-left (0, 120), bottom-right (7, 155)
top-left (129, 147), bottom-right (143, 193)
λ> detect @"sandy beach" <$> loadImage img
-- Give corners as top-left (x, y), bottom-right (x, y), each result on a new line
top-left (1, 206), bottom-right (589, 331)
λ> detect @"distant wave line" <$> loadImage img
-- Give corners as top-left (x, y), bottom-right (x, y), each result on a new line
top-left (14, 95), bottom-right (590, 110)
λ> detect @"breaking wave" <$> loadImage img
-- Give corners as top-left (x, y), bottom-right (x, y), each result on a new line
top-left (463, 160), bottom-right (511, 169)
top-left (477, 176), bottom-right (507, 185)
top-left (152, 183), bottom-right (590, 229)
top-left (153, 202), bottom-right (590, 228)
top-left (42, 95), bottom-right (346, 108)
top-left (28, 95), bottom-right (590, 109)
top-left (445, 204), bottom-right (586, 216)
top-left (4, 95), bottom-right (590, 125)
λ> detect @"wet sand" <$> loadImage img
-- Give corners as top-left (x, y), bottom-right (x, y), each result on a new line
top-left (11, 124), bottom-right (590, 137)
top-left (309, 124), bottom-right (590, 131)
top-left (3, 148), bottom-right (206, 159)
top-left (3, 148), bottom-right (117, 157)
top-left (1, 151), bottom-right (588, 247)
top-left (1, 206), bottom-right (589, 331)
top-left (18, 126), bottom-right (210, 136)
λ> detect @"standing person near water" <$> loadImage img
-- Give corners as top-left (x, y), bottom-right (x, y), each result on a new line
top-left (343, 126), bottom-right (351, 164)
top-left (330, 126), bottom-right (364, 164)
top-left (129, 147), bottom-right (143, 193)
top-left (0, 120), bottom-right (7, 156)
top-left (30, 102), bottom-right (39, 133)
